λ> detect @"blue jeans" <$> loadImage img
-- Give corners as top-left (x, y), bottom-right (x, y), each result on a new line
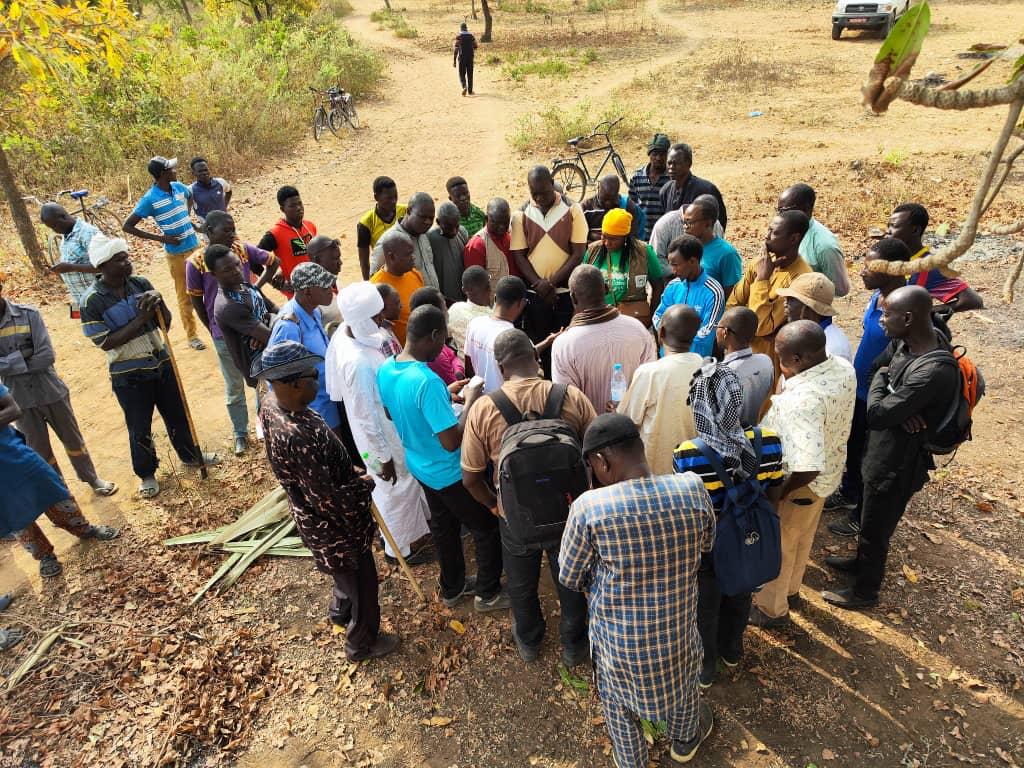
top-left (213, 337), bottom-right (249, 438)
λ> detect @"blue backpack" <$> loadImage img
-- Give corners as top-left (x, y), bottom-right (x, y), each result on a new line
top-left (691, 428), bottom-right (782, 596)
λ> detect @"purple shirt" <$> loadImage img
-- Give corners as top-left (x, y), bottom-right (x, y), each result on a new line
top-left (185, 242), bottom-right (272, 339)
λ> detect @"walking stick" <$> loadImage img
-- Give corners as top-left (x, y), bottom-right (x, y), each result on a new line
top-left (371, 502), bottom-right (427, 605)
top-left (156, 310), bottom-right (208, 479)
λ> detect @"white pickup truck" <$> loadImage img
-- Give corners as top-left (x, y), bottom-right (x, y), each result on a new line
top-left (832, 0), bottom-right (910, 40)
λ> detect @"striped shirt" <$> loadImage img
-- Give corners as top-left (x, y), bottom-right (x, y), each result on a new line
top-left (672, 428), bottom-right (784, 512)
top-left (80, 276), bottom-right (169, 378)
top-left (132, 182), bottom-right (199, 255)
top-left (627, 165), bottom-right (670, 240)
top-left (559, 473), bottom-right (715, 719)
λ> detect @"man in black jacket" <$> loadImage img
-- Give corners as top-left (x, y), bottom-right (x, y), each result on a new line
top-left (822, 285), bottom-right (960, 609)
top-left (658, 143), bottom-right (727, 232)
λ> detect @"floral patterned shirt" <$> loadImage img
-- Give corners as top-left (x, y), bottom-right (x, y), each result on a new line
top-left (260, 390), bottom-right (375, 573)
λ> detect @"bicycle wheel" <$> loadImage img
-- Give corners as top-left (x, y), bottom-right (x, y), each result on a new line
top-left (327, 109), bottom-right (342, 137)
top-left (313, 108), bottom-right (327, 141)
top-left (86, 206), bottom-right (124, 237)
top-left (612, 153), bottom-right (629, 185)
top-left (47, 233), bottom-right (63, 267)
top-left (551, 162), bottom-right (588, 202)
top-left (344, 102), bottom-right (360, 130)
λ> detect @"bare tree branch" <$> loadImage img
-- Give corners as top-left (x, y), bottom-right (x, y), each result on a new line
top-left (893, 76), bottom-right (1024, 110)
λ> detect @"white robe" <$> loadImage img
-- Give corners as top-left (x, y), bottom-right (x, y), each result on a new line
top-left (325, 327), bottom-right (431, 557)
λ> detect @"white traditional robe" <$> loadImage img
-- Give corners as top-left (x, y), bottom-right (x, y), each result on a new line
top-left (325, 326), bottom-right (430, 557)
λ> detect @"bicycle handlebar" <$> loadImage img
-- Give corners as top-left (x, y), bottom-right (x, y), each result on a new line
top-left (588, 116), bottom-right (624, 137)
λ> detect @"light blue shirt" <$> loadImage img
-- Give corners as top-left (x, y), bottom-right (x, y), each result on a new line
top-left (58, 217), bottom-right (99, 306)
top-left (268, 299), bottom-right (339, 429)
top-left (700, 236), bottom-right (742, 291)
top-left (799, 217), bottom-right (849, 296)
top-left (132, 181), bottom-right (200, 255)
top-left (376, 358), bottom-right (460, 490)
top-left (652, 270), bottom-right (725, 357)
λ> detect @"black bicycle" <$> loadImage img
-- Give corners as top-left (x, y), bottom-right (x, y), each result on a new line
top-left (310, 85), bottom-right (360, 140)
top-left (550, 117), bottom-right (628, 202)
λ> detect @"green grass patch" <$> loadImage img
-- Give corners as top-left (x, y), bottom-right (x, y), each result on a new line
top-left (510, 98), bottom-right (654, 153)
top-left (370, 8), bottom-right (418, 38)
top-left (500, 47), bottom-right (598, 82)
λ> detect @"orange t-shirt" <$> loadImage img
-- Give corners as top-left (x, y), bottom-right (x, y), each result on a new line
top-left (370, 267), bottom-right (424, 344)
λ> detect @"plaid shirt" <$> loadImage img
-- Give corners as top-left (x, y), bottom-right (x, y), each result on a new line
top-left (559, 473), bottom-right (715, 718)
top-left (58, 218), bottom-right (100, 308)
top-left (627, 165), bottom-right (670, 240)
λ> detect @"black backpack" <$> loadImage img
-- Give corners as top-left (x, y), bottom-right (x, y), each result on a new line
top-left (490, 384), bottom-right (590, 546)
top-left (893, 348), bottom-right (974, 456)
top-left (691, 428), bottom-right (782, 596)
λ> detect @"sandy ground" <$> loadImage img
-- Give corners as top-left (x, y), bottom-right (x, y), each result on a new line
top-left (1, 0), bottom-right (1023, 765)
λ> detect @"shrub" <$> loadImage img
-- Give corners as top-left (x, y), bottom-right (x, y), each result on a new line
top-left (510, 99), bottom-right (654, 153)
top-left (371, 7), bottom-right (418, 38)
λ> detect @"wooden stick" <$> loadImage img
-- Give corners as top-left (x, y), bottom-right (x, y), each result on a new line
top-left (371, 502), bottom-right (427, 605)
top-left (156, 310), bottom-right (207, 479)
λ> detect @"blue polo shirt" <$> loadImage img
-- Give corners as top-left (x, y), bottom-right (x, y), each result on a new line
top-left (853, 291), bottom-right (890, 401)
top-left (376, 358), bottom-right (461, 490)
top-left (132, 181), bottom-right (200, 255)
top-left (267, 299), bottom-right (340, 429)
top-left (700, 236), bottom-right (743, 290)
top-left (652, 270), bottom-right (725, 358)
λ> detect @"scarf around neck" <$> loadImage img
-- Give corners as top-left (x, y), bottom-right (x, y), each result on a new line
top-left (569, 305), bottom-right (619, 329)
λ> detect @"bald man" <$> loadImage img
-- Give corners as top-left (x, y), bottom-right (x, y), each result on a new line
top-left (823, 286), bottom-right (961, 609)
top-left (369, 193), bottom-right (439, 288)
top-left (750, 320), bottom-right (855, 627)
top-left (618, 304), bottom-right (703, 474)
top-left (307, 234), bottom-right (343, 333)
top-left (551, 264), bottom-right (656, 413)
top-left (427, 201), bottom-right (468, 305)
top-left (464, 197), bottom-right (520, 285)
top-left (40, 203), bottom-right (101, 313)
top-left (717, 306), bottom-right (774, 427)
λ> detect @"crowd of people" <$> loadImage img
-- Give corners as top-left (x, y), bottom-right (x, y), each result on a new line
top-left (0, 137), bottom-right (984, 766)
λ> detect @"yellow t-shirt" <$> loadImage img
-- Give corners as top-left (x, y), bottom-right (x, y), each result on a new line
top-left (358, 204), bottom-right (408, 250)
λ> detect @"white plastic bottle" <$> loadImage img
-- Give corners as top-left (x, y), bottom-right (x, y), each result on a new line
top-left (361, 451), bottom-right (384, 476)
top-left (609, 363), bottom-right (627, 407)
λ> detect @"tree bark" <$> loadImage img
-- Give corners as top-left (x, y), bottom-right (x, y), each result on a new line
top-left (481, 0), bottom-right (492, 41)
top-left (179, 0), bottom-right (194, 23)
top-left (383, 0), bottom-right (392, 8)
top-left (0, 143), bottom-right (46, 272)
top-left (471, 0), bottom-right (477, 19)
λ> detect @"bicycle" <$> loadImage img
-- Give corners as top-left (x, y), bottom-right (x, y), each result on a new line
top-left (23, 189), bottom-right (124, 266)
top-left (549, 117), bottom-right (629, 202)
top-left (310, 86), bottom-right (360, 141)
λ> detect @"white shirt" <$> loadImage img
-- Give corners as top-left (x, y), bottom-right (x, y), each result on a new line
top-left (464, 315), bottom-right (513, 393)
top-left (824, 321), bottom-right (853, 364)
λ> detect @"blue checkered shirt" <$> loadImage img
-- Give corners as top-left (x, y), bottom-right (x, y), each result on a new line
top-left (59, 218), bottom-right (99, 308)
top-left (627, 165), bottom-right (671, 240)
top-left (559, 473), bottom-right (715, 718)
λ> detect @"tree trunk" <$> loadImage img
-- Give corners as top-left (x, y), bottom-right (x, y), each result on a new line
top-left (471, 0), bottom-right (477, 19)
top-left (383, 0), bottom-right (392, 8)
top-left (0, 143), bottom-right (46, 272)
top-left (179, 0), bottom-right (194, 23)
top-left (481, 0), bottom-right (492, 41)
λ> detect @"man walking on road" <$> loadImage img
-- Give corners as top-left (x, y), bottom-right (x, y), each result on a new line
top-left (454, 22), bottom-right (478, 96)
top-left (122, 156), bottom-right (205, 350)
top-left (0, 274), bottom-right (117, 496)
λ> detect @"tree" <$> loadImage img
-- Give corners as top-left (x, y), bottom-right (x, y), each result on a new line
top-left (0, 0), bottom-right (136, 272)
top-left (480, 0), bottom-right (492, 42)
top-left (862, 3), bottom-right (1024, 300)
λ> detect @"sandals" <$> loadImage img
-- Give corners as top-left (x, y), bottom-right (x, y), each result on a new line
top-left (0, 628), bottom-right (24, 652)
top-left (188, 338), bottom-right (207, 351)
top-left (90, 479), bottom-right (119, 497)
top-left (182, 452), bottom-right (221, 468)
top-left (138, 477), bottom-right (160, 499)
top-left (0, 594), bottom-right (11, 612)
top-left (82, 525), bottom-right (120, 541)
top-left (39, 554), bottom-right (63, 578)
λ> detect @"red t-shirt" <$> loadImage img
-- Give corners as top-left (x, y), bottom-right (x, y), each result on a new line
top-left (266, 219), bottom-right (317, 280)
top-left (464, 230), bottom-right (520, 278)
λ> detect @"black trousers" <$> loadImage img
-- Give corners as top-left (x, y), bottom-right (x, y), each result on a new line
top-left (854, 482), bottom-right (916, 599)
top-left (503, 532), bottom-right (588, 652)
top-left (419, 480), bottom-right (503, 601)
top-left (112, 362), bottom-right (199, 479)
top-left (839, 397), bottom-right (868, 523)
top-left (332, 404), bottom-right (365, 471)
top-left (696, 553), bottom-right (751, 669)
top-left (523, 291), bottom-right (573, 379)
top-left (458, 57), bottom-right (474, 93)
top-left (329, 549), bottom-right (381, 658)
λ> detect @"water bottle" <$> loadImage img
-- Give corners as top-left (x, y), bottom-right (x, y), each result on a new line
top-left (609, 363), bottom-right (627, 407)
top-left (361, 451), bottom-right (384, 476)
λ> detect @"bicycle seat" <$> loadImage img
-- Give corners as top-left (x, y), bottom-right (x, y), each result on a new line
top-left (70, 189), bottom-right (89, 200)
top-left (566, 136), bottom-right (583, 146)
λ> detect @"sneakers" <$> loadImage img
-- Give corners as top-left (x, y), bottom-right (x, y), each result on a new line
top-left (347, 632), bottom-right (400, 662)
top-left (824, 490), bottom-right (857, 512)
top-left (474, 590), bottom-right (511, 613)
top-left (698, 663), bottom-right (717, 690)
top-left (384, 547), bottom-right (434, 567)
top-left (828, 518), bottom-right (861, 537)
top-left (822, 587), bottom-right (878, 610)
top-left (441, 576), bottom-right (477, 609)
top-left (748, 605), bottom-right (788, 629)
top-left (670, 698), bottom-right (714, 763)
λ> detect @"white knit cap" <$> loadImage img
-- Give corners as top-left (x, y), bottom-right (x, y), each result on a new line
top-left (87, 233), bottom-right (129, 268)
top-left (338, 281), bottom-right (385, 343)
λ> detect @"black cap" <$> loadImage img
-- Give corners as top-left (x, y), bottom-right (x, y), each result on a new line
top-left (582, 413), bottom-right (641, 456)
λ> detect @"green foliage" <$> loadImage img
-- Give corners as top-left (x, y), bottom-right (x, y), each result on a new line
top-left (510, 99), bottom-right (654, 153)
top-left (585, 0), bottom-right (632, 12)
top-left (4, 9), bottom-right (385, 196)
top-left (371, 7), bottom-right (417, 38)
top-left (501, 47), bottom-right (598, 82)
top-left (639, 718), bottom-right (667, 744)
top-left (558, 665), bottom-right (589, 691)
top-left (1012, 52), bottom-right (1024, 83)
top-left (881, 147), bottom-right (909, 167)
top-left (874, 2), bottom-right (930, 69)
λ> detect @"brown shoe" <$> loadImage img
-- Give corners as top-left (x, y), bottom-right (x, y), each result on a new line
top-left (347, 632), bottom-right (400, 661)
